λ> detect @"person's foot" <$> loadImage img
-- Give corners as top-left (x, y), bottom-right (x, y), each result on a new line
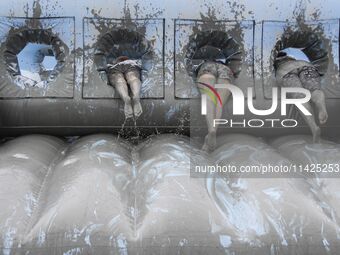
top-left (124, 99), bottom-right (133, 119)
top-left (132, 98), bottom-right (143, 118)
top-left (318, 109), bottom-right (328, 125)
top-left (311, 90), bottom-right (328, 125)
top-left (312, 126), bottom-right (321, 143)
top-left (202, 131), bottom-right (216, 152)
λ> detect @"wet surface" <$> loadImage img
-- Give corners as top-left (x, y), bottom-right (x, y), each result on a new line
top-left (83, 18), bottom-right (164, 99)
top-left (262, 19), bottom-right (339, 99)
top-left (1, 133), bottom-right (340, 254)
top-left (0, 18), bottom-right (75, 98)
top-left (0, 0), bottom-right (340, 134)
top-left (174, 19), bottom-right (254, 99)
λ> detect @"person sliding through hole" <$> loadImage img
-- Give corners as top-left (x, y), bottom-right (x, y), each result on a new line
top-left (104, 56), bottom-right (143, 119)
top-left (186, 31), bottom-right (242, 152)
top-left (95, 29), bottom-right (153, 119)
top-left (275, 47), bottom-right (328, 142)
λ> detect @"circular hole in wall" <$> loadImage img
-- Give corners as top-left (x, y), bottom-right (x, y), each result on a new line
top-left (185, 30), bottom-right (243, 78)
top-left (4, 29), bottom-right (68, 88)
top-left (94, 28), bottom-right (152, 78)
top-left (272, 30), bottom-right (329, 75)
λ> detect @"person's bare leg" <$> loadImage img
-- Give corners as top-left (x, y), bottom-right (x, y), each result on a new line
top-left (108, 71), bottom-right (133, 118)
top-left (300, 101), bottom-right (320, 143)
top-left (125, 70), bottom-right (143, 118)
top-left (203, 77), bottom-right (232, 151)
top-left (216, 77), bottom-right (232, 120)
top-left (298, 66), bottom-right (328, 125)
top-left (197, 73), bottom-right (217, 151)
top-left (282, 73), bottom-right (320, 142)
top-left (311, 89), bottom-right (328, 125)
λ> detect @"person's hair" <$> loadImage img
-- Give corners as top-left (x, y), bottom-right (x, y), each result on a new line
top-left (117, 56), bottom-right (129, 62)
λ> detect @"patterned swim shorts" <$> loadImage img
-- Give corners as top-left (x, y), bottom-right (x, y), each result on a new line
top-left (283, 65), bottom-right (321, 92)
top-left (197, 61), bottom-right (234, 82)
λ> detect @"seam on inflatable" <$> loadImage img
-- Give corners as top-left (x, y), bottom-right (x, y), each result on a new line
top-left (131, 147), bottom-right (139, 238)
top-left (22, 142), bottom-right (69, 239)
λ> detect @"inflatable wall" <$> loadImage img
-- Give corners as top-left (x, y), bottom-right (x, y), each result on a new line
top-left (0, 0), bottom-right (338, 138)
top-left (1, 1), bottom-right (340, 254)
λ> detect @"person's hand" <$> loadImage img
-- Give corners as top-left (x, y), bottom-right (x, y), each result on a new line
top-left (99, 71), bottom-right (108, 84)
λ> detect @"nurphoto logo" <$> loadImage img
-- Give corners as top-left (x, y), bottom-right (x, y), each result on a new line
top-left (199, 83), bottom-right (312, 128)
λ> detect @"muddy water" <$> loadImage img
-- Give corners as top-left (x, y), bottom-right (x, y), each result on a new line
top-left (0, 134), bottom-right (340, 254)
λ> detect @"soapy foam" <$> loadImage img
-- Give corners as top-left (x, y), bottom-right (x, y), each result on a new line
top-left (0, 134), bottom-right (340, 254)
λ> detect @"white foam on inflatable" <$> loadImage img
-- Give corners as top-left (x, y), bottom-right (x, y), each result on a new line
top-left (0, 134), bottom-right (339, 254)
top-left (208, 134), bottom-right (339, 254)
top-left (0, 135), bottom-right (65, 254)
top-left (271, 135), bottom-right (340, 236)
